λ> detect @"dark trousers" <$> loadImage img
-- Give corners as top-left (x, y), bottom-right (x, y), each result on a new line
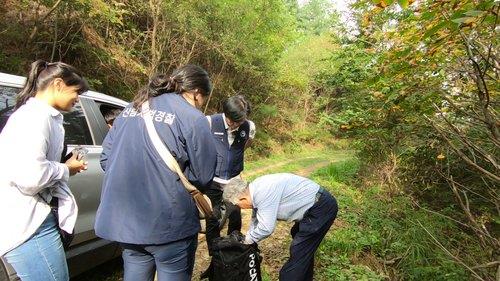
top-left (205, 182), bottom-right (242, 255)
top-left (279, 189), bottom-right (338, 281)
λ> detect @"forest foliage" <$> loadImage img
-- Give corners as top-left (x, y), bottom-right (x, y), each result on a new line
top-left (317, 0), bottom-right (498, 279)
top-left (0, 0), bottom-right (498, 279)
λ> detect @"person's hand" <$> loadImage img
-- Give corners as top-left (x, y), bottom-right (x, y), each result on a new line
top-left (65, 151), bottom-right (88, 176)
top-left (244, 236), bottom-right (254, 245)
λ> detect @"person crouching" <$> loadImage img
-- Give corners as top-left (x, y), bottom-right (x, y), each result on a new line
top-left (223, 173), bottom-right (338, 281)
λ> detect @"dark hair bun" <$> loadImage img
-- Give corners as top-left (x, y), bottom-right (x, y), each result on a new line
top-left (148, 74), bottom-right (172, 96)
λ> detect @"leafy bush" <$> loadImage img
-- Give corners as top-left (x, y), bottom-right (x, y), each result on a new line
top-left (311, 160), bottom-right (472, 280)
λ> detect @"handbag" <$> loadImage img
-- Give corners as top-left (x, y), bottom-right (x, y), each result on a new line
top-left (141, 101), bottom-right (213, 219)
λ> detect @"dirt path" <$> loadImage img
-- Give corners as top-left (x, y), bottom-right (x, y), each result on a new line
top-left (192, 158), bottom-right (337, 280)
top-left (242, 156), bottom-right (317, 178)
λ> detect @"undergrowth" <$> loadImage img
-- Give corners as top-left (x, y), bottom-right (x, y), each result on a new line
top-left (311, 159), bottom-right (473, 280)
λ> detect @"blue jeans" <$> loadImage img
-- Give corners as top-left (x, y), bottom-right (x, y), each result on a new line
top-left (4, 213), bottom-right (69, 281)
top-left (121, 234), bottom-right (197, 281)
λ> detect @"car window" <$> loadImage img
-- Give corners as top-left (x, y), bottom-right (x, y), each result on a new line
top-left (0, 85), bottom-right (19, 133)
top-left (97, 102), bottom-right (124, 128)
top-left (63, 102), bottom-right (94, 145)
top-left (0, 85), bottom-right (93, 145)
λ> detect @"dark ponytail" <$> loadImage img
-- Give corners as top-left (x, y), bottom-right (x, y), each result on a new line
top-left (133, 64), bottom-right (212, 109)
top-left (16, 60), bottom-right (89, 109)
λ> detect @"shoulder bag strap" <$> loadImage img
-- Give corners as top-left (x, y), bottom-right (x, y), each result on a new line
top-left (141, 101), bottom-right (198, 193)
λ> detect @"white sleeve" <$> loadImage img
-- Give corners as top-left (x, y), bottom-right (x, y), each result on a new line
top-left (248, 120), bottom-right (256, 139)
top-left (7, 114), bottom-right (69, 196)
top-left (245, 188), bottom-right (279, 243)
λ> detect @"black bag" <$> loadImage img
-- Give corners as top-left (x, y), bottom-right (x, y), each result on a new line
top-left (208, 231), bottom-right (263, 281)
top-left (49, 198), bottom-right (75, 250)
top-left (52, 144), bottom-right (74, 250)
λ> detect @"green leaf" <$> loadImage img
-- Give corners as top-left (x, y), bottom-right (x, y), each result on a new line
top-left (484, 14), bottom-right (497, 24)
top-left (423, 21), bottom-right (450, 39)
top-left (420, 11), bottom-right (437, 20)
top-left (477, 1), bottom-right (497, 10)
top-left (451, 17), bottom-right (475, 24)
top-left (450, 9), bottom-right (466, 20)
top-left (398, 0), bottom-right (409, 9)
top-left (464, 10), bottom-right (484, 17)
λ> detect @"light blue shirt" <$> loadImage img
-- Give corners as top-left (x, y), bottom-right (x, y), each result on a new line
top-left (245, 173), bottom-right (320, 244)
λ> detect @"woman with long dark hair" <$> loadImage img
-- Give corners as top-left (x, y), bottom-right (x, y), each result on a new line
top-left (0, 60), bottom-right (89, 280)
top-left (96, 64), bottom-right (217, 281)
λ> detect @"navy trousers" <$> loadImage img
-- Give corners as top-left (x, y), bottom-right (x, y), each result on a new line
top-left (279, 189), bottom-right (338, 281)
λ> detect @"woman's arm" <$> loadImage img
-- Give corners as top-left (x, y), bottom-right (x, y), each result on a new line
top-left (8, 115), bottom-right (69, 195)
top-left (244, 120), bottom-right (256, 150)
top-left (184, 116), bottom-right (217, 192)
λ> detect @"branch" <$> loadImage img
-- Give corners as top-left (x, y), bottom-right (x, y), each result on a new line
top-left (50, 10), bottom-right (58, 62)
top-left (426, 116), bottom-right (500, 182)
top-left (416, 220), bottom-right (486, 281)
top-left (28, 0), bottom-right (63, 42)
top-left (436, 170), bottom-right (496, 204)
top-left (459, 33), bottom-right (499, 140)
top-left (433, 105), bottom-right (499, 171)
top-left (448, 177), bottom-right (497, 248)
top-left (471, 261), bottom-right (500, 270)
top-left (412, 197), bottom-right (474, 229)
top-left (441, 94), bottom-right (487, 124)
top-left (148, 0), bottom-right (160, 76)
top-left (203, 59), bottom-right (228, 114)
top-left (481, 5), bottom-right (500, 77)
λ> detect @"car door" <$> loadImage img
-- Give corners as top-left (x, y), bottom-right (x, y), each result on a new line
top-left (61, 96), bottom-right (103, 246)
top-left (67, 97), bottom-right (125, 247)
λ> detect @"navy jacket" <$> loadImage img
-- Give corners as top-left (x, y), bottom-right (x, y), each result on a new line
top-left (95, 93), bottom-right (217, 245)
top-left (210, 114), bottom-right (250, 180)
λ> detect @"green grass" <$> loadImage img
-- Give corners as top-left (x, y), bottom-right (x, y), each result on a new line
top-left (245, 146), bottom-right (354, 181)
top-left (310, 158), bottom-right (471, 280)
top-left (245, 141), bottom-right (353, 171)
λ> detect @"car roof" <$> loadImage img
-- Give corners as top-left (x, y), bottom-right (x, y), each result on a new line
top-left (0, 72), bottom-right (129, 107)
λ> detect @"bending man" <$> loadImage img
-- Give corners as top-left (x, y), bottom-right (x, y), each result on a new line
top-left (223, 173), bottom-right (338, 281)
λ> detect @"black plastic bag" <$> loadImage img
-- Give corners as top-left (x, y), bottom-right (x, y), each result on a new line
top-left (207, 231), bottom-right (263, 281)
